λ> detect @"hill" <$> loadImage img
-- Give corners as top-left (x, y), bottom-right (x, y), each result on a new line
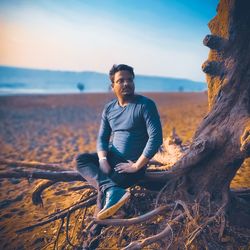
top-left (0, 65), bottom-right (206, 94)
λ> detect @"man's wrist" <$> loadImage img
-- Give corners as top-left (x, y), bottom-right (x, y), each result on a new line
top-left (133, 163), bottom-right (140, 171)
top-left (99, 156), bottom-right (107, 162)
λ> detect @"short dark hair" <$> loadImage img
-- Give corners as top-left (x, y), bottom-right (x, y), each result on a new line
top-left (109, 64), bottom-right (135, 83)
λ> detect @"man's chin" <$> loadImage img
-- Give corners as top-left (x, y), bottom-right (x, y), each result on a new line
top-left (123, 92), bottom-right (134, 98)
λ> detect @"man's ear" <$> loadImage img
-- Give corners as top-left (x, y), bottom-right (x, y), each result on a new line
top-left (109, 83), bottom-right (114, 93)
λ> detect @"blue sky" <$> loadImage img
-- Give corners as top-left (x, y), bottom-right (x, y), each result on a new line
top-left (0, 0), bottom-right (219, 81)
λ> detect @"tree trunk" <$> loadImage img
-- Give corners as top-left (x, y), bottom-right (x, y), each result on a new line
top-left (161, 0), bottom-right (250, 225)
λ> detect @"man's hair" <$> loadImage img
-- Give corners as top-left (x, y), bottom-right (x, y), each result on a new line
top-left (109, 64), bottom-right (135, 83)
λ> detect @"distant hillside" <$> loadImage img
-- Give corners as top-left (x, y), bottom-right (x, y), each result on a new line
top-left (0, 66), bottom-right (206, 94)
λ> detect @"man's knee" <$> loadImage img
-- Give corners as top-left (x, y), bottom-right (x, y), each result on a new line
top-left (75, 153), bottom-right (97, 171)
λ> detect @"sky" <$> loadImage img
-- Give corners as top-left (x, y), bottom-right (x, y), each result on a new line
top-left (0, 0), bottom-right (219, 81)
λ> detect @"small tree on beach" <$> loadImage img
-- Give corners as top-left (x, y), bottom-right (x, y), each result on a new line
top-left (178, 86), bottom-right (184, 92)
top-left (77, 82), bottom-right (85, 92)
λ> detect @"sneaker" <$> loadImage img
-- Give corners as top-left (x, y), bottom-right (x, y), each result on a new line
top-left (96, 187), bottom-right (130, 220)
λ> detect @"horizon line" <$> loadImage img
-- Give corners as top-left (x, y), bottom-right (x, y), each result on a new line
top-left (0, 64), bottom-right (206, 83)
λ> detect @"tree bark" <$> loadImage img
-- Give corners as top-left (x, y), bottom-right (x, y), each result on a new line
top-left (164, 0), bottom-right (250, 224)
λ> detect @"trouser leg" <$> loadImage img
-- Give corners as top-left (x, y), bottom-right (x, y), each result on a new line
top-left (76, 151), bottom-right (146, 192)
top-left (76, 152), bottom-right (116, 193)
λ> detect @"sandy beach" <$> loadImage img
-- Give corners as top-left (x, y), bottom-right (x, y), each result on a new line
top-left (0, 92), bottom-right (249, 249)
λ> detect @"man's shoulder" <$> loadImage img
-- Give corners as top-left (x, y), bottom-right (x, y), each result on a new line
top-left (103, 98), bottom-right (117, 111)
top-left (135, 94), bottom-right (156, 106)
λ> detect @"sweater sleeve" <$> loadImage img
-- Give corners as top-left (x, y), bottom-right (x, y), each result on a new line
top-left (142, 100), bottom-right (163, 159)
top-left (96, 106), bottom-right (112, 152)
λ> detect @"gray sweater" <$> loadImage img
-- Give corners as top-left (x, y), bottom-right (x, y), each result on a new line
top-left (97, 95), bottom-right (163, 161)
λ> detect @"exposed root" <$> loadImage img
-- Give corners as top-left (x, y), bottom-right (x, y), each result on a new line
top-left (175, 200), bottom-right (194, 221)
top-left (0, 159), bottom-right (68, 171)
top-left (240, 124), bottom-right (250, 156)
top-left (37, 189), bottom-right (93, 222)
top-left (16, 193), bottom-right (97, 233)
top-left (155, 182), bottom-right (170, 207)
top-left (94, 205), bottom-right (172, 226)
top-left (32, 180), bottom-right (56, 206)
top-left (53, 218), bottom-right (64, 250)
top-left (67, 183), bottom-right (94, 192)
top-left (65, 211), bottom-right (77, 248)
top-left (185, 205), bottom-right (226, 247)
top-left (122, 214), bottom-right (184, 250)
top-left (118, 226), bottom-right (126, 246)
top-left (87, 226), bottom-right (112, 249)
top-left (0, 169), bottom-right (83, 181)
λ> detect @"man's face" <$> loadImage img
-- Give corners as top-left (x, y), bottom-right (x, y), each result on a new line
top-left (112, 70), bottom-right (135, 99)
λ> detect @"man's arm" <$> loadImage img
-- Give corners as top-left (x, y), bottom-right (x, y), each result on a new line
top-left (141, 99), bottom-right (163, 160)
top-left (97, 150), bottom-right (112, 174)
top-left (97, 107), bottom-right (112, 174)
top-left (115, 100), bottom-right (163, 173)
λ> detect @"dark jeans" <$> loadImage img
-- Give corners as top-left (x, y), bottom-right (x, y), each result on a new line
top-left (76, 151), bottom-right (146, 193)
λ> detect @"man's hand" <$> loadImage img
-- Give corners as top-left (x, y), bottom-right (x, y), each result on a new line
top-left (99, 159), bottom-right (111, 174)
top-left (114, 160), bottom-right (138, 173)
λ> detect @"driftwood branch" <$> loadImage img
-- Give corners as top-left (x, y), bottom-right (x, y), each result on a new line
top-left (16, 193), bottom-right (97, 233)
top-left (0, 170), bottom-right (83, 182)
top-left (94, 205), bottom-right (172, 226)
top-left (0, 159), bottom-right (69, 171)
top-left (1, 168), bottom-right (250, 202)
top-left (185, 204), bottom-right (226, 247)
top-left (32, 180), bottom-right (56, 205)
top-left (122, 213), bottom-right (185, 250)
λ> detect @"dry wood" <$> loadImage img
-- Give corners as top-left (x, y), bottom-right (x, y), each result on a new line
top-left (0, 158), bottom-right (68, 171)
top-left (94, 205), bottom-right (172, 226)
top-left (0, 170), bottom-right (83, 181)
top-left (32, 180), bottom-right (56, 206)
top-left (122, 214), bottom-right (184, 250)
top-left (16, 194), bottom-right (96, 233)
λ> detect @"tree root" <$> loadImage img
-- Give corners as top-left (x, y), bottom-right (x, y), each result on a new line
top-left (185, 203), bottom-right (227, 247)
top-left (32, 180), bottom-right (56, 206)
top-left (0, 169), bottom-right (83, 181)
top-left (94, 205), bottom-right (172, 226)
top-left (1, 159), bottom-right (249, 249)
top-left (240, 124), bottom-right (250, 157)
top-left (122, 214), bottom-right (184, 250)
top-left (16, 193), bottom-right (97, 233)
top-left (0, 159), bottom-right (68, 171)
top-left (53, 218), bottom-right (64, 250)
top-left (67, 184), bottom-right (94, 192)
top-left (65, 211), bottom-right (77, 248)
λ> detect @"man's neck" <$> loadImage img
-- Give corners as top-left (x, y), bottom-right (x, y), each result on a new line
top-left (117, 95), bottom-right (135, 107)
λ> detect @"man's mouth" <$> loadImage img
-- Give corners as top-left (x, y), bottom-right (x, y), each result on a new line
top-left (122, 88), bottom-right (131, 92)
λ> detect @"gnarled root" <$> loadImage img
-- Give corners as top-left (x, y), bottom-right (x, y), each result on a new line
top-left (122, 214), bottom-right (184, 250)
top-left (240, 124), bottom-right (250, 157)
top-left (32, 180), bottom-right (56, 206)
top-left (16, 191), bottom-right (97, 233)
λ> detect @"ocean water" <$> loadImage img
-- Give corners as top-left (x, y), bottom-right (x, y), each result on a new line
top-left (0, 86), bottom-right (105, 95)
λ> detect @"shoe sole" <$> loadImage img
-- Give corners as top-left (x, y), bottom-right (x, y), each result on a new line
top-left (96, 192), bottom-right (131, 220)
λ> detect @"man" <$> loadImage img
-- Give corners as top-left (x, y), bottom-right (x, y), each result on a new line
top-left (76, 64), bottom-right (162, 220)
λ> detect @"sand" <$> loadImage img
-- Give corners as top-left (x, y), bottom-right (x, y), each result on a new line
top-left (0, 92), bottom-right (249, 249)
